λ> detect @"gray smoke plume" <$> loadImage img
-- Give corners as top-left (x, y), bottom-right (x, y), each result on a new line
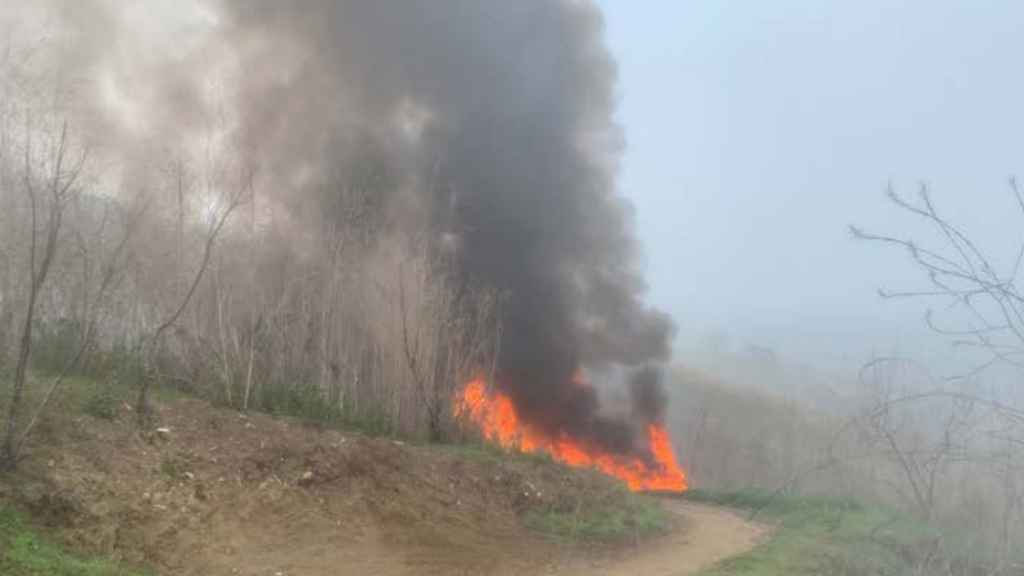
top-left (17, 0), bottom-right (676, 456)
top-left (216, 0), bottom-right (675, 455)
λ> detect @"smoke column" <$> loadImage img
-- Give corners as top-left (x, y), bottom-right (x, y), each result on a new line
top-left (15, 0), bottom-right (676, 458)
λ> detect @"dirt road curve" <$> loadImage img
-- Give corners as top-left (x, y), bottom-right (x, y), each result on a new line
top-left (552, 500), bottom-right (770, 576)
top-left (190, 497), bottom-right (769, 576)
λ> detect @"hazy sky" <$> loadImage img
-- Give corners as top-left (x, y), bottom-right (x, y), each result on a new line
top-left (595, 1), bottom-right (1024, 371)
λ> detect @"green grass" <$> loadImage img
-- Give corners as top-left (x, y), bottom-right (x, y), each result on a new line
top-left (70, 373), bottom-right (180, 407)
top-left (0, 506), bottom-right (147, 576)
top-left (81, 388), bottom-right (120, 421)
top-left (526, 489), bottom-right (669, 543)
top-left (0, 371), bottom-right (177, 417)
top-left (686, 490), bottom-right (939, 576)
top-left (437, 442), bottom-right (508, 464)
top-left (438, 442), bottom-right (558, 466)
top-left (36, 373), bottom-right (182, 423)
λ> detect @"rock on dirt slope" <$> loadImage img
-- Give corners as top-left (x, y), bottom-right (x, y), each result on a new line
top-left (0, 397), bottom-right (767, 575)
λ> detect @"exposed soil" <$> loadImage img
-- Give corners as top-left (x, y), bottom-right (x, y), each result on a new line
top-left (0, 397), bottom-right (768, 575)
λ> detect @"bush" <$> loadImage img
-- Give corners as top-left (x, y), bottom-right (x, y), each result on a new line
top-left (31, 319), bottom-right (84, 375)
top-left (0, 505), bottom-right (148, 575)
top-left (83, 388), bottom-right (120, 421)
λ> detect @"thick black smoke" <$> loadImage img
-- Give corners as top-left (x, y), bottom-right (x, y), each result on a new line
top-left (15, 0), bottom-right (675, 455)
top-left (213, 0), bottom-right (676, 456)
top-left (629, 366), bottom-right (668, 425)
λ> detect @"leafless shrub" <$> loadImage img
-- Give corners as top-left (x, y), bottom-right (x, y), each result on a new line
top-left (851, 182), bottom-right (1024, 379)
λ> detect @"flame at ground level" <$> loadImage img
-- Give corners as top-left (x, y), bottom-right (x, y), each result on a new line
top-left (454, 378), bottom-right (688, 492)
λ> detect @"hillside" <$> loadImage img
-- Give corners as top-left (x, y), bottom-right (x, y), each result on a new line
top-left (0, 382), bottom-right (767, 576)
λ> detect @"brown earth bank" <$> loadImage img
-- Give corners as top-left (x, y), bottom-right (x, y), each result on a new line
top-left (0, 397), bottom-right (768, 575)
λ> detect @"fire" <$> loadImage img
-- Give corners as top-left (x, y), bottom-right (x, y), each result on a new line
top-left (454, 378), bottom-right (688, 492)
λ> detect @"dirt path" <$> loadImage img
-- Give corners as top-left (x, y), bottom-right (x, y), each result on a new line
top-left (190, 498), bottom-right (771, 576)
top-left (551, 500), bottom-right (771, 576)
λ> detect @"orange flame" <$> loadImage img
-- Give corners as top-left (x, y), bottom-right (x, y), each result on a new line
top-left (454, 378), bottom-right (688, 492)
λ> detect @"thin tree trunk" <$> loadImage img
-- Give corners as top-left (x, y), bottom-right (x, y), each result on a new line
top-left (15, 198), bottom-right (145, 453)
top-left (135, 173), bottom-right (248, 424)
top-left (3, 121), bottom-right (76, 470)
top-left (243, 329), bottom-right (255, 411)
top-left (3, 283), bottom-right (39, 468)
top-left (215, 276), bottom-right (234, 406)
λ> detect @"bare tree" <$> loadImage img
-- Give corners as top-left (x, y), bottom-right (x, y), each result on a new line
top-left (2, 119), bottom-right (87, 469)
top-left (398, 248), bottom-right (503, 440)
top-left (852, 182), bottom-right (1024, 569)
top-left (133, 168), bottom-right (251, 424)
top-left (852, 182), bottom-right (1024, 378)
top-left (855, 358), bottom-right (975, 522)
top-left (11, 194), bottom-right (150, 460)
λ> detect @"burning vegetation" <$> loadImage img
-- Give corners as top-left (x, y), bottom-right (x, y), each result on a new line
top-left (455, 378), bottom-right (687, 493)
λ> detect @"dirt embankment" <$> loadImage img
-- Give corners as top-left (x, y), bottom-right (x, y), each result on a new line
top-left (0, 398), bottom-right (767, 575)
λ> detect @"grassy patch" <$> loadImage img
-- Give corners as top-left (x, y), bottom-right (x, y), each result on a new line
top-left (252, 382), bottom-right (395, 437)
top-left (72, 374), bottom-right (178, 406)
top-left (44, 374), bottom-right (181, 421)
top-left (437, 442), bottom-right (508, 464)
top-left (158, 455), bottom-right (190, 482)
top-left (440, 442), bottom-right (670, 543)
top-left (0, 506), bottom-right (147, 576)
top-left (438, 442), bottom-right (557, 467)
top-left (82, 388), bottom-right (120, 421)
top-left (686, 490), bottom-right (939, 576)
top-left (526, 489), bottom-right (669, 543)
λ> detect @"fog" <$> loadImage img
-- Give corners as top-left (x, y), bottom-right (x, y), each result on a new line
top-left (597, 1), bottom-right (1024, 380)
top-left (7, 1), bottom-right (1021, 390)
top-left (2, 2), bottom-right (1024, 571)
